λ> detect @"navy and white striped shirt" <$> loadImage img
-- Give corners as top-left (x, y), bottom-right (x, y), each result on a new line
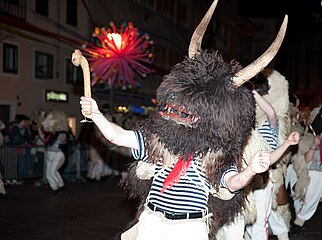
top-left (256, 120), bottom-right (278, 150)
top-left (131, 131), bottom-right (238, 213)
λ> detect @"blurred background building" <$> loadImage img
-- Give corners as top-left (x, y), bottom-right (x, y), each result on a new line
top-left (0, 0), bottom-right (321, 137)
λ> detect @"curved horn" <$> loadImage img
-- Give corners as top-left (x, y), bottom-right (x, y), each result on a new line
top-left (293, 94), bottom-right (300, 108)
top-left (188, 0), bottom-right (218, 58)
top-left (232, 15), bottom-right (288, 87)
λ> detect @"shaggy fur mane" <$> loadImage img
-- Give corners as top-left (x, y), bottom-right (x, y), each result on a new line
top-left (138, 50), bottom-right (255, 173)
top-left (41, 110), bottom-right (69, 133)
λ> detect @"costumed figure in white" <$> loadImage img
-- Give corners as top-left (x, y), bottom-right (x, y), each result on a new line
top-left (284, 95), bottom-right (306, 200)
top-left (243, 69), bottom-right (293, 240)
top-left (288, 105), bottom-right (322, 235)
top-left (219, 70), bottom-right (298, 240)
top-left (42, 110), bottom-right (69, 193)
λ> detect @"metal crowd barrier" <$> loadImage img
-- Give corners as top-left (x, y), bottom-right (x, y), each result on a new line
top-left (0, 144), bottom-right (89, 182)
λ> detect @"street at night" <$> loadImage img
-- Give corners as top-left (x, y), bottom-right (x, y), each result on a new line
top-left (1, 177), bottom-right (322, 240)
top-left (0, 178), bottom-right (137, 240)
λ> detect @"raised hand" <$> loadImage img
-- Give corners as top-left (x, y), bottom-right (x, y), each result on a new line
top-left (287, 131), bottom-right (300, 146)
top-left (80, 96), bottom-right (100, 120)
top-left (250, 151), bottom-right (270, 174)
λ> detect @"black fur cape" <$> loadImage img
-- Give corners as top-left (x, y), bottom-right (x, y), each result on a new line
top-left (120, 50), bottom-right (255, 239)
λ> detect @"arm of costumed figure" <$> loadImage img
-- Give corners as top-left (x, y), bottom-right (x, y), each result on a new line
top-left (73, 49), bottom-right (139, 149)
top-left (253, 89), bottom-right (278, 128)
top-left (270, 131), bottom-right (299, 165)
top-left (71, 50), bottom-right (141, 239)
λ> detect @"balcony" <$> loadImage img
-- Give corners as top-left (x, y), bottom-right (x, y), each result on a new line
top-left (0, 0), bottom-right (26, 21)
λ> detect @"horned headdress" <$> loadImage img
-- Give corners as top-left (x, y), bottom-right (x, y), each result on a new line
top-left (139, 0), bottom-right (288, 164)
top-left (189, 0), bottom-right (288, 86)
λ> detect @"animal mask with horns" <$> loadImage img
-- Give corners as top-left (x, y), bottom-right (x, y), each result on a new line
top-left (137, 0), bottom-right (288, 169)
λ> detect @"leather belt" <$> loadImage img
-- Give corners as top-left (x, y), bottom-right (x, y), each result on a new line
top-left (147, 202), bottom-right (204, 220)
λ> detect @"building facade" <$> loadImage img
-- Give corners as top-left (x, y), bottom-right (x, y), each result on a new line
top-left (0, 0), bottom-right (91, 134)
top-left (2, 0), bottom-right (310, 137)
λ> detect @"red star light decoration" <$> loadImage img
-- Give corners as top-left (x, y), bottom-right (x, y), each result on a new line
top-left (84, 22), bottom-right (153, 89)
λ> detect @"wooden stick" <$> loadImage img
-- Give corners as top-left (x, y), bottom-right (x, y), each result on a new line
top-left (71, 49), bottom-right (91, 98)
top-left (308, 123), bottom-right (317, 138)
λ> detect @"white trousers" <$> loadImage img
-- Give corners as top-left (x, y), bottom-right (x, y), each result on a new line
top-left (222, 213), bottom-right (245, 240)
top-left (269, 209), bottom-right (288, 236)
top-left (284, 164), bottom-right (298, 195)
top-left (136, 209), bottom-right (208, 240)
top-left (46, 151), bottom-right (65, 191)
top-left (295, 170), bottom-right (322, 225)
top-left (247, 180), bottom-right (288, 240)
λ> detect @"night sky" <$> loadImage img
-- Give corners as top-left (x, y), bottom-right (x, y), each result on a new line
top-left (238, 0), bottom-right (322, 35)
top-left (240, 0), bottom-right (320, 18)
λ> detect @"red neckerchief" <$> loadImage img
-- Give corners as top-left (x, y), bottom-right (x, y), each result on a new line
top-left (161, 154), bottom-right (193, 193)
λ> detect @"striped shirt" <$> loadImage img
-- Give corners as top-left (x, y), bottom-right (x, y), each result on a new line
top-left (256, 120), bottom-right (278, 150)
top-left (131, 131), bottom-right (238, 213)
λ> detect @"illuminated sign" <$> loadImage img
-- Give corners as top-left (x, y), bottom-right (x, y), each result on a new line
top-left (45, 90), bottom-right (68, 103)
top-left (130, 105), bottom-right (145, 115)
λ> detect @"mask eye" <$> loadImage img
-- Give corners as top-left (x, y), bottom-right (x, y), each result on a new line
top-left (171, 108), bottom-right (178, 114)
top-left (181, 112), bottom-right (188, 118)
top-left (170, 93), bottom-right (176, 101)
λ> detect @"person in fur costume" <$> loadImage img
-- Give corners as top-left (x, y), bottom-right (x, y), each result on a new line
top-left (219, 70), bottom-right (298, 240)
top-left (284, 95), bottom-right (306, 198)
top-left (289, 105), bottom-right (322, 236)
top-left (242, 69), bottom-right (295, 240)
top-left (41, 110), bottom-right (70, 193)
top-left (78, 1), bottom-right (288, 239)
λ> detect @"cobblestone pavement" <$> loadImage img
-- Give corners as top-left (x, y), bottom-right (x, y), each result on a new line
top-left (1, 178), bottom-right (321, 240)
